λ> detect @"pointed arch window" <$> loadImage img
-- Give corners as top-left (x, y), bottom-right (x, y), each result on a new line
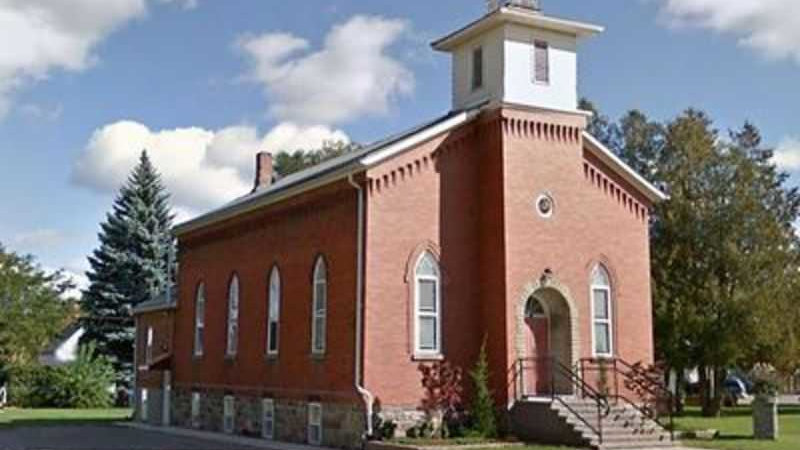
top-left (267, 267), bottom-right (281, 356)
top-left (591, 265), bottom-right (613, 357)
top-left (226, 274), bottom-right (240, 357)
top-left (194, 283), bottom-right (206, 357)
top-left (311, 257), bottom-right (327, 355)
top-left (414, 252), bottom-right (442, 355)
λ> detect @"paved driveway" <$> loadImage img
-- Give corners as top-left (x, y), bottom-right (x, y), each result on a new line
top-left (0, 425), bottom-right (260, 450)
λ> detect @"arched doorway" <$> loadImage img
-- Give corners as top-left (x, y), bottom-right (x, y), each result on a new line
top-left (521, 287), bottom-right (574, 397)
top-left (523, 295), bottom-right (550, 396)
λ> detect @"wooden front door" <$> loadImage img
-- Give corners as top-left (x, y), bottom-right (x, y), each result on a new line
top-left (524, 313), bottom-right (551, 396)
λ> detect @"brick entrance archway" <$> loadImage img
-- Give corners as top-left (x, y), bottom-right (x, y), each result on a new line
top-left (515, 275), bottom-right (580, 398)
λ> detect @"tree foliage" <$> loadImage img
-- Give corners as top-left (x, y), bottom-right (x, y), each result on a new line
top-left (469, 340), bottom-right (497, 438)
top-left (9, 343), bottom-right (114, 409)
top-left (418, 361), bottom-right (464, 438)
top-left (81, 151), bottom-right (175, 383)
top-left (0, 244), bottom-right (73, 374)
top-left (585, 101), bottom-right (800, 416)
top-left (273, 141), bottom-right (361, 178)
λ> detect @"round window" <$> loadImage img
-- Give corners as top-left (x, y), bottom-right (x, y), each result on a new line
top-left (536, 194), bottom-right (555, 218)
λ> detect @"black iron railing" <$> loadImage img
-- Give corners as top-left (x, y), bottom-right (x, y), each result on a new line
top-left (516, 357), bottom-right (609, 445)
top-left (579, 357), bottom-right (675, 441)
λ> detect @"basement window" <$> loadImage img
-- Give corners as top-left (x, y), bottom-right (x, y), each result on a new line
top-left (191, 392), bottom-right (201, 428)
top-left (223, 395), bottom-right (235, 434)
top-left (308, 403), bottom-right (323, 445)
top-left (262, 398), bottom-right (275, 440)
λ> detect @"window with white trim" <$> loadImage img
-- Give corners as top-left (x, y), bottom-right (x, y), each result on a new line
top-left (533, 40), bottom-right (550, 84)
top-left (262, 398), bottom-right (275, 439)
top-left (472, 46), bottom-right (484, 91)
top-left (191, 392), bottom-right (201, 428)
top-left (308, 403), bottom-right (323, 445)
top-left (145, 326), bottom-right (154, 364)
top-left (226, 275), bottom-right (240, 357)
top-left (223, 395), bottom-right (235, 434)
top-left (140, 389), bottom-right (149, 422)
top-left (267, 267), bottom-right (281, 356)
top-left (311, 257), bottom-right (327, 355)
top-left (194, 283), bottom-right (205, 357)
top-left (414, 252), bottom-right (442, 355)
top-left (591, 265), bottom-right (613, 357)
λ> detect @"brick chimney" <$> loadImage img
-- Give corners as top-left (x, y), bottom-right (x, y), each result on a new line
top-left (253, 151), bottom-right (273, 192)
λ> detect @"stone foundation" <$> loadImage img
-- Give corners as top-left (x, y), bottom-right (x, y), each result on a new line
top-left (170, 387), bottom-right (365, 449)
top-left (377, 406), bottom-right (425, 437)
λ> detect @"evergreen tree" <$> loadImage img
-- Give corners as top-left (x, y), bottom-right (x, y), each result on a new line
top-left (469, 340), bottom-right (497, 438)
top-left (81, 151), bottom-right (175, 383)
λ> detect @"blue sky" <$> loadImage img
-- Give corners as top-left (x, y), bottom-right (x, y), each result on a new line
top-left (1, 0), bottom-right (799, 291)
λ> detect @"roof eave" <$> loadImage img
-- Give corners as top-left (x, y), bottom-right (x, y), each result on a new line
top-left (133, 302), bottom-right (177, 315)
top-left (583, 131), bottom-right (668, 204)
top-left (432, 8), bottom-right (604, 52)
top-left (173, 161), bottom-right (364, 237)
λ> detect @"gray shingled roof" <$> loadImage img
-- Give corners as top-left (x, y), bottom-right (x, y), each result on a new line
top-left (174, 109), bottom-right (466, 235)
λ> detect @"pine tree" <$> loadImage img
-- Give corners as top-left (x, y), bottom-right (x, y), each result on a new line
top-left (81, 151), bottom-right (175, 384)
top-left (469, 339), bottom-right (497, 438)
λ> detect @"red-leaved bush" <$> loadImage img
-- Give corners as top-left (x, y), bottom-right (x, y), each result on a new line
top-left (418, 361), bottom-right (464, 437)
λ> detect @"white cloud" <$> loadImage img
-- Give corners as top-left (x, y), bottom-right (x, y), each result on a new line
top-left (237, 15), bottom-right (414, 125)
top-left (72, 120), bottom-right (349, 218)
top-left (158, 0), bottom-right (198, 10)
top-left (0, 0), bottom-right (149, 117)
top-left (773, 137), bottom-right (800, 171)
top-left (11, 229), bottom-right (69, 251)
top-left (659, 0), bottom-right (800, 63)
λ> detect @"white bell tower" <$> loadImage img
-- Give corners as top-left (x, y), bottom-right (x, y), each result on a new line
top-left (433, 1), bottom-right (603, 114)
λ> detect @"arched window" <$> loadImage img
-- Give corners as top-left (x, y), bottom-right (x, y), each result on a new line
top-left (311, 257), bottom-right (327, 355)
top-left (414, 252), bottom-right (441, 355)
top-left (226, 274), bottom-right (240, 357)
top-left (267, 266), bottom-right (281, 356)
top-left (194, 283), bottom-right (206, 357)
top-left (591, 265), bottom-right (613, 357)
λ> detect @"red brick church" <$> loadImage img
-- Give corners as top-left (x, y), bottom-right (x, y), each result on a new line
top-left (134, 1), bottom-right (672, 448)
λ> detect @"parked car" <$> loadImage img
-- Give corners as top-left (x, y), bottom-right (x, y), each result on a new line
top-left (723, 375), bottom-right (753, 406)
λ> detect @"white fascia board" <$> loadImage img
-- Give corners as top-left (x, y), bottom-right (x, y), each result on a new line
top-left (583, 131), bottom-right (668, 203)
top-left (360, 110), bottom-right (480, 167)
top-left (173, 164), bottom-right (361, 236)
top-left (433, 9), bottom-right (603, 51)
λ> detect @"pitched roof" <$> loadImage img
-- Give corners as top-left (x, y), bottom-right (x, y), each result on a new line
top-left (174, 107), bottom-right (483, 236)
top-left (173, 104), bottom-right (666, 237)
top-left (582, 132), bottom-right (668, 203)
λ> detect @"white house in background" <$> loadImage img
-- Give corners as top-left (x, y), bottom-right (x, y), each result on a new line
top-left (38, 324), bottom-right (85, 367)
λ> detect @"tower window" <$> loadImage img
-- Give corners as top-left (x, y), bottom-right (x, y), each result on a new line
top-left (533, 40), bottom-right (549, 84)
top-left (472, 46), bottom-right (484, 91)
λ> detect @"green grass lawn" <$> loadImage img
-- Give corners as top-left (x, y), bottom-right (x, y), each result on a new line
top-left (0, 408), bottom-right (132, 427)
top-left (674, 406), bottom-right (800, 450)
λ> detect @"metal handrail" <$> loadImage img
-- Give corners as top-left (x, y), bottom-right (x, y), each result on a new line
top-left (580, 357), bottom-right (675, 441)
top-left (518, 357), bottom-right (610, 445)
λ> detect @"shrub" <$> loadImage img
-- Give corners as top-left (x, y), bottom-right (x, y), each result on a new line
top-left (8, 364), bottom-right (59, 408)
top-left (8, 344), bottom-right (114, 408)
top-left (469, 340), bottom-right (497, 438)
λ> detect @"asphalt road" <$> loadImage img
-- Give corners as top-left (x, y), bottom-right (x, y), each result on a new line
top-left (0, 424), bottom-right (261, 450)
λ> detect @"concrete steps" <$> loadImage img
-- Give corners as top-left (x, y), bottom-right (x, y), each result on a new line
top-left (551, 398), bottom-right (674, 450)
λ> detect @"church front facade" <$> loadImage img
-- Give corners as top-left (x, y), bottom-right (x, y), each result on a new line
top-left (133, 2), bottom-right (667, 448)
